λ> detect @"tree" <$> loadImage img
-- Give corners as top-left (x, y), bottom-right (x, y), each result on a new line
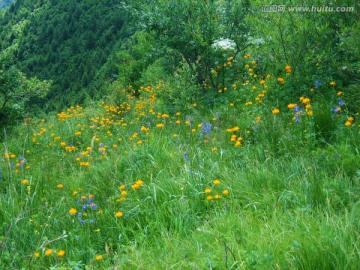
top-left (245, 0), bottom-right (359, 104)
top-left (136, 0), bottom-right (250, 92)
top-left (0, 60), bottom-right (51, 115)
top-left (114, 31), bottom-right (156, 90)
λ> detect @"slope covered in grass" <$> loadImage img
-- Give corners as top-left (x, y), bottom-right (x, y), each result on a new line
top-left (1, 54), bottom-right (359, 269)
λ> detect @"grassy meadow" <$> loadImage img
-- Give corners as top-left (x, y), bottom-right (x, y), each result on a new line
top-left (1, 55), bottom-right (359, 269)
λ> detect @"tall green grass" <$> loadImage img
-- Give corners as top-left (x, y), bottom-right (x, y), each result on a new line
top-left (1, 60), bottom-right (359, 269)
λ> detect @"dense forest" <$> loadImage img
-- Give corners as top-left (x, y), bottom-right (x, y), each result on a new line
top-left (0, 0), bottom-right (135, 113)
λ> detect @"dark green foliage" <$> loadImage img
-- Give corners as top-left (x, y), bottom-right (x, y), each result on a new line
top-left (113, 31), bottom-right (160, 90)
top-left (313, 103), bottom-right (337, 144)
top-left (0, 55), bottom-right (50, 131)
top-left (138, 0), bottom-right (250, 93)
top-left (0, 0), bottom-right (131, 111)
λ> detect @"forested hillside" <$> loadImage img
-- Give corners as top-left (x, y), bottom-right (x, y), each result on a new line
top-left (0, 0), bottom-right (134, 112)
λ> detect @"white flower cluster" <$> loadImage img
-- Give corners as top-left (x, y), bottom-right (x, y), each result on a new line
top-left (212, 38), bottom-right (236, 51)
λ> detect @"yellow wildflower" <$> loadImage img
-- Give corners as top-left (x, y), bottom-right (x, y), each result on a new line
top-left (277, 77), bottom-right (285, 84)
top-left (57, 250), bottom-right (65, 257)
top-left (272, 108), bottom-right (280, 115)
top-left (213, 179), bottom-right (221, 185)
top-left (44, 249), bottom-right (53, 256)
top-left (95, 255), bottom-right (103, 261)
top-left (21, 179), bottom-right (29, 185)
